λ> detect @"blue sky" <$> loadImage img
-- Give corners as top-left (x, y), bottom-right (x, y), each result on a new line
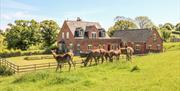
top-left (0, 0), bottom-right (180, 30)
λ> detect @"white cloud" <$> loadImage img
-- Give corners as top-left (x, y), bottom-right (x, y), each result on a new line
top-left (0, 11), bottom-right (60, 30)
top-left (0, 0), bottom-right (38, 11)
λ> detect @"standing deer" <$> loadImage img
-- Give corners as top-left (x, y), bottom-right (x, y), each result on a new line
top-left (51, 50), bottom-right (75, 72)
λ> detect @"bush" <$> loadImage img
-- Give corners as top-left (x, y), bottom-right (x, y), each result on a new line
top-left (24, 55), bottom-right (53, 60)
top-left (24, 56), bottom-right (42, 60)
top-left (44, 44), bottom-right (58, 54)
top-left (0, 49), bottom-right (46, 58)
top-left (130, 65), bottom-right (140, 72)
top-left (0, 65), bottom-right (14, 76)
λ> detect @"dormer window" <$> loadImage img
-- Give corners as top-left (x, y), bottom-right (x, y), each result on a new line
top-left (92, 32), bottom-right (97, 39)
top-left (99, 29), bottom-right (106, 37)
top-left (74, 27), bottom-right (84, 37)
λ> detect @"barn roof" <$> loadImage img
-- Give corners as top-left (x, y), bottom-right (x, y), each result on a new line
top-left (111, 29), bottom-right (154, 42)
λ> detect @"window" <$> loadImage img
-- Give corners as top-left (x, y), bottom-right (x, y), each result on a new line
top-left (88, 44), bottom-right (93, 50)
top-left (157, 44), bottom-right (161, 50)
top-left (69, 43), bottom-right (73, 50)
top-left (79, 31), bottom-right (83, 36)
top-left (148, 45), bottom-right (152, 49)
top-left (92, 32), bottom-right (96, 39)
top-left (103, 45), bottom-right (105, 49)
top-left (58, 43), bottom-right (62, 50)
top-left (98, 44), bottom-right (102, 49)
top-left (135, 44), bottom-right (141, 50)
top-left (153, 33), bottom-right (157, 42)
top-left (74, 31), bottom-right (79, 37)
top-left (66, 32), bottom-right (69, 39)
top-left (62, 32), bottom-right (65, 39)
top-left (77, 44), bottom-right (80, 50)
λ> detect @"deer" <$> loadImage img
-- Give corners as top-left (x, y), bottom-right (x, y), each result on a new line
top-left (51, 50), bottom-right (75, 72)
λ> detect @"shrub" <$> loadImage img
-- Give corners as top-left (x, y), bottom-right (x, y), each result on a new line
top-left (0, 65), bottom-right (14, 76)
top-left (44, 44), bottom-right (58, 54)
top-left (24, 56), bottom-right (42, 60)
top-left (130, 65), bottom-right (140, 72)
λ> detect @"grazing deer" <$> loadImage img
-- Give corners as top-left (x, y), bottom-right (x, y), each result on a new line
top-left (82, 49), bottom-right (106, 66)
top-left (120, 47), bottom-right (134, 61)
top-left (51, 50), bottom-right (75, 72)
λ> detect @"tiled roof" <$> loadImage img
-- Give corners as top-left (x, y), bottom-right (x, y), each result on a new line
top-left (112, 29), bottom-right (154, 42)
top-left (66, 20), bottom-right (101, 35)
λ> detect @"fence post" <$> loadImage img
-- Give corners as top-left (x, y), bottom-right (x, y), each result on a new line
top-left (49, 63), bottom-right (50, 68)
top-left (34, 64), bottom-right (36, 71)
top-left (17, 66), bottom-right (19, 73)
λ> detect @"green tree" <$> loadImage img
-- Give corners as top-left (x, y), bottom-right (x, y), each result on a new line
top-left (40, 20), bottom-right (59, 47)
top-left (108, 20), bottom-right (138, 36)
top-left (162, 23), bottom-right (174, 30)
top-left (135, 16), bottom-right (154, 29)
top-left (160, 28), bottom-right (171, 42)
top-left (175, 23), bottom-right (180, 31)
top-left (5, 20), bottom-right (42, 50)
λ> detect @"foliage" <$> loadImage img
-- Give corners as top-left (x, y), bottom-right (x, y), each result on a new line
top-left (5, 20), bottom-right (42, 50)
top-left (162, 23), bottom-right (174, 31)
top-left (163, 42), bottom-right (180, 51)
top-left (175, 23), bottom-right (180, 31)
top-left (40, 20), bottom-right (59, 47)
top-left (108, 20), bottom-right (138, 36)
top-left (135, 16), bottom-right (154, 29)
top-left (0, 49), bottom-right (45, 58)
top-left (0, 65), bottom-right (14, 76)
top-left (160, 28), bottom-right (171, 42)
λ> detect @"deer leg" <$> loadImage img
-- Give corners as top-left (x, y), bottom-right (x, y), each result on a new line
top-left (56, 63), bottom-right (60, 72)
top-left (60, 64), bottom-right (62, 72)
top-left (68, 61), bottom-right (71, 72)
top-left (71, 58), bottom-right (76, 70)
top-left (101, 56), bottom-right (104, 64)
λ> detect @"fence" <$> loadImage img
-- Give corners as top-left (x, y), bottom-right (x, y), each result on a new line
top-left (0, 58), bottom-right (82, 74)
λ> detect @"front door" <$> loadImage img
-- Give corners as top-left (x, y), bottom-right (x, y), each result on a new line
top-left (108, 44), bottom-right (111, 51)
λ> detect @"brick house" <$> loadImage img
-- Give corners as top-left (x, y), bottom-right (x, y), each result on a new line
top-left (57, 18), bottom-right (122, 54)
top-left (112, 29), bottom-right (163, 54)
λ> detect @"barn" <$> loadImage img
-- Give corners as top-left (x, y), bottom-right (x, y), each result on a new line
top-left (112, 29), bottom-right (163, 54)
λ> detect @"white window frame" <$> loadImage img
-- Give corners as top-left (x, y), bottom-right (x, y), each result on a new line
top-left (62, 32), bottom-right (65, 39)
top-left (157, 44), bottom-right (161, 50)
top-left (88, 44), bottom-right (93, 50)
top-left (135, 44), bottom-right (141, 50)
top-left (92, 32), bottom-right (96, 39)
top-left (77, 43), bottom-right (80, 50)
top-left (66, 32), bottom-right (69, 39)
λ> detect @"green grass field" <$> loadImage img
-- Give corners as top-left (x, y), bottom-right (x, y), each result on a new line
top-left (6, 55), bottom-right (82, 65)
top-left (0, 42), bottom-right (180, 91)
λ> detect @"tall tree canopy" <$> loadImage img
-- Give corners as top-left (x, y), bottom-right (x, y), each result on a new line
top-left (135, 16), bottom-right (154, 29)
top-left (175, 23), bottom-right (180, 31)
top-left (160, 28), bottom-right (171, 42)
top-left (162, 23), bottom-right (174, 30)
top-left (5, 20), bottom-right (42, 50)
top-left (108, 20), bottom-right (138, 36)
top-left (40, 20), bottom-right (59, 47)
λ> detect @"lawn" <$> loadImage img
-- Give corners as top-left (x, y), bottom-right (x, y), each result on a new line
top-left (0, 42), bottom-right (179, 91)
top-left (6, 55), bottom-right (83, 65)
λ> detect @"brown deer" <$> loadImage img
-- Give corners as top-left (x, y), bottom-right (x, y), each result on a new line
top-left (51, 50), bottom-right (75, 72)
top-left (120, 47), bottom-right (134, 61)
top-left (82, 48), bottom-right (106, 66)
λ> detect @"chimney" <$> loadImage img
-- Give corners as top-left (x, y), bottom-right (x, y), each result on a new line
top-left (77, 17), bottom-right (82, 21)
